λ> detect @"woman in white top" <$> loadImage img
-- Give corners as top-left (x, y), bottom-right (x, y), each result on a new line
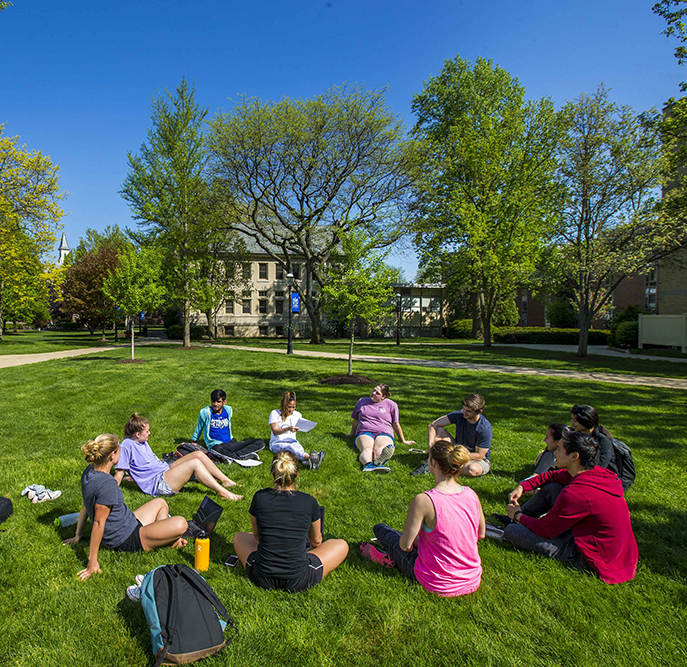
top-left (269, 390), bottom-right (325, 470)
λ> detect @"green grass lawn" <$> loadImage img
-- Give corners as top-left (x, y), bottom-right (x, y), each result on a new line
top-left (0, 330), bottom-right (119, 354)
top-left (213, 336), bottom-right (687, 379)
top-left (1, 346), bottom-right (686, 666)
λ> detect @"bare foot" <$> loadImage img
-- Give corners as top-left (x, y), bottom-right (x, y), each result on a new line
top-left (219, 489), bottom-right (244, 501)
top-left (222, 480), bottom-right (241, 488)
top-left (171, 537), bottom-right (188, 549)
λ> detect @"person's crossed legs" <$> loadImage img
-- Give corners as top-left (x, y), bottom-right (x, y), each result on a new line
top-left (164, 451), bottom-right (243, 500)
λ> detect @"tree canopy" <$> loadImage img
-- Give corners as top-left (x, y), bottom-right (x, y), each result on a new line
top-left (207, 84), bottom-right (415, 343)
top-left (411, 55), bottom-right (562, 346)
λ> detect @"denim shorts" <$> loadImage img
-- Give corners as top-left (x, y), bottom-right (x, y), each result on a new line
top-left (356, 431), bottom-right (395, 444)
top-left (153, 473), bottom-right (176, 497)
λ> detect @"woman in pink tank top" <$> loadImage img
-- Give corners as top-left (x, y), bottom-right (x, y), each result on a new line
top-left (360, 440), bottom-right (485, 596)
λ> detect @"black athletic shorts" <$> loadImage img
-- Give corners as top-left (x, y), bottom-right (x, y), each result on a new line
top-left (113, 520), bottom-right (143, 553)
top-left (245, 551), bottom-right (324, 592)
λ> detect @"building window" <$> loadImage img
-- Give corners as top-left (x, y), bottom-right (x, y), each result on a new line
top-left (275, 325), bottom-right (284, 337)
top-left (225, 299), bottom-right (234, 314)
top-left (259, 263), bottom-right (268, 280)
top-left (259, 300), bottom-right (268, 314)
top-left (292, 265), bottom-right (301, 280)
top-left (258, 290), bottom-right (268, 297)
top-left (259, 325), bottom-right (268, 337)
top-left (275, 300), bottom-right (284, 315)
top-left (225, 325), bottom-right (234, 337)
top-left (275, 291), bottom-right (284, 298)
top-left (276, 264), bottom-right (284, 280)
top-left (645, 267), bottom-right (657, 313)
top-left (242, 299), bottom-right (251, 314)
top-left (242, 263), bottom-right (252, 280)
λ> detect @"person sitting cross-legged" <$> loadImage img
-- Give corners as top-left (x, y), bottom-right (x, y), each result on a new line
top-left (360, 440), bottom-right (485, 597)
top-left (411, 393), bottom-right (491, 477)
top-left (500, 430), bottom-right (638, 584)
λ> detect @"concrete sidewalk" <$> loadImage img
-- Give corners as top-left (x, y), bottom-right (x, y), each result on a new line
top-left (206, 344), bottom-right (687, 391)
top-left (2, 341), bottom-right (686, 390)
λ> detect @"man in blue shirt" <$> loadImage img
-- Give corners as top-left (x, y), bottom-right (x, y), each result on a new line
top-left (411, 393), bottom-right (492, 477)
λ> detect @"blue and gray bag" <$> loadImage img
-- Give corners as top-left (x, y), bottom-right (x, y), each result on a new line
top-left (140, 564), bottom-right (235, 666)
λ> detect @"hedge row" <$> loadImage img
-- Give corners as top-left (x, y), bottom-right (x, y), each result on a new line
top-left (166, 324), bottom-right (206, 341)
top-left (492, 327), bottom-right (609, 345)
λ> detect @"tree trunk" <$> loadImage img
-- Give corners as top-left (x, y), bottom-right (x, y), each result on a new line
top-left (0, 279), bottom-right (4, 342)
top-left (302, 292), bottom-right (325, 344)
top-left (348, 322), bottom-right (354, 375)
top-left (131, 320), bottom-right (135, 360)
top-left (101, 322), bottom-right (107, 342)
top-left (479, 291), bottom-right (492, 347)
top-left (204, 309), bottom-right (215, 339)
top-left (183, 297), bottom-right (191, 348)
top-left (577, 308), bottom-right (592, 357)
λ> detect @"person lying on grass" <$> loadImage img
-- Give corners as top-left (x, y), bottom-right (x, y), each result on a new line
top-left (232, 451), bottom-right (349, 592)
top-left (499, 430), bottom-right (638, 584)
top-left (115, 413), bottom-right (242, 501)
top-left (361, 440), bottom-right (485, 597)
top-left (269, 389), bottom-right (324, 470)
top-left (63, 434), bottom-right (188, 581)
top-left (350, 383), bottom-right (415, 473)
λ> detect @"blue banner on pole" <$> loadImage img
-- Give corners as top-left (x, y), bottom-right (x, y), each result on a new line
top-left (140, 312), bottom-right (145, 320)
top-left (291, 292), bottom-right (300, 313)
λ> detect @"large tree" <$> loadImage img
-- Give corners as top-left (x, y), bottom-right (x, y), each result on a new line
top-left (411, 56), bottom-right (562, 346)
top-left (554, 86), bottom-right (685, 356)
top-left (207, 85), bottom-right (415, 344)
top-left (121, 78), bottom-right (221, 348)
top-left (0, 125), bottom-right (65, 339)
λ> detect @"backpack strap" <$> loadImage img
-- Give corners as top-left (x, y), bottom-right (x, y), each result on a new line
top-left (152, 566), bottom-right (178, 667)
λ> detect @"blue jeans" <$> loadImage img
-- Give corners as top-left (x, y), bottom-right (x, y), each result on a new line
top-left (373, 523), bottom-right (418, 580)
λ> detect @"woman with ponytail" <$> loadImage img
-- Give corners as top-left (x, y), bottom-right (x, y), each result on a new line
top-left (232, 451), bottom-right (348, 592)
top-left (63, 434), bottom-right (188, 581)
top-left (361, 440), bottom-right (485, 597)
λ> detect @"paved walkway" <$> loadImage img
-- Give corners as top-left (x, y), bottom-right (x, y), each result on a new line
top-left (2, 342), bottom-right (686, 390)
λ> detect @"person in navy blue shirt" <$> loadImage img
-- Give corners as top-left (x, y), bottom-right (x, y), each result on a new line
top-left (411, 394), bottom-right (492, 477)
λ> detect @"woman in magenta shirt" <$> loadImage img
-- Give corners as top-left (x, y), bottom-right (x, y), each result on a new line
top-left (350, 384), bottom-right (415, 473)
top-left (360, 440), bottom-right (485, 596)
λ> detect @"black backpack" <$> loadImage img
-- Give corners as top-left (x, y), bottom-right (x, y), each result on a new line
top-left (612, 438), bottom-right (636, 491)
top-left (140, 564), bottom-right (236, 666)
top-left (0, 497), bottom-right (12, 524)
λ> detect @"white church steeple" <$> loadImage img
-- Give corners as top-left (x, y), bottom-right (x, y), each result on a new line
top-left (57, 232), bottom-right (70, 266)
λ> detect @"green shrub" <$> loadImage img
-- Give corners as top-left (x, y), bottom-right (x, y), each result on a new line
top-left (614, 321), bottom-right (638, 348)
top-left (609, 305), bottom-right (642, 347)
top-left (166, 324), bottom-right (205, 340)
top-left (164, 308), bottom-right (182, 330)
top-left (492, 327), bottom-right (609, 345)
top-left (493, 297), bottom-right (519, 327)
top-left (546, 298), bottom-right (577, 329)
top-left (447, 319), bottom-right (475, 339)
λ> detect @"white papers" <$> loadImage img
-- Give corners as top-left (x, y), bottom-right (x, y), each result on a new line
top-left (231, 458), bottom-right (263, 467)
top-left (295, 418), bottom-right (317, 432)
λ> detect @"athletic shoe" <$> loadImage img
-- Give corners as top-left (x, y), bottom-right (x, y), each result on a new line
top-left (126, 585), bottom-right (142, 603)
top-left (485, 525), bottom-right (505, 541)
top-left (362, 462), bottom-right (376, 472)
top-left (373, 443), bottom-right (395, 467)
top-left (410, 460), bottom-right (430, 476)
top-left (490, 513), bottom-right (514, 526)
top-left (360, 542), bottom-right (396, 568)
top-left (134, 574), bottom-right (145, 586)
top-left (309, 450), bottom-right (325, 470)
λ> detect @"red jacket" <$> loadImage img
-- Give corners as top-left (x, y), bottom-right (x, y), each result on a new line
top-left (519, 467), bottom-right (638, 584)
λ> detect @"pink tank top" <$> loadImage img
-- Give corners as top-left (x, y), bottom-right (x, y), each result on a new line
top-left (413, 486), bottom-right (482, 597)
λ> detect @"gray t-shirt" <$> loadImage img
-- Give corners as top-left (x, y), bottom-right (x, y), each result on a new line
top-left (81, 466), bottom-right (139, 549)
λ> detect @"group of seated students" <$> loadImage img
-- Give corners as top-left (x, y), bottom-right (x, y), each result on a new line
top-left (63, 386), bottom-right (638, 594)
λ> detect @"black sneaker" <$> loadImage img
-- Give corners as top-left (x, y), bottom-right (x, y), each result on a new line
top-left (410, 460), bottom-right (429, 476)
top-left (490, 513), bottom-right (514, 526)
top-left (309, 450), bottom-right (325, 470)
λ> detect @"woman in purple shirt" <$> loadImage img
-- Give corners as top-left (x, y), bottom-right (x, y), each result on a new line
top-left (350, 384), bottom-right (415, 473)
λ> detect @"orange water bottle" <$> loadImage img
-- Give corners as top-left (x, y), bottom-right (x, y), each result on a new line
top-left (194, 531), bottom-right (210, 571)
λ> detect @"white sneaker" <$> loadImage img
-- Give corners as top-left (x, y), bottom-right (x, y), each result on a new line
top-left (126, 585), bottom-right (142, 602)
top-left (135, 574), bottom-right (145, 586)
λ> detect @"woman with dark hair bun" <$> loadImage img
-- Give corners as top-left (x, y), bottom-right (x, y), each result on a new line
top-left (570, 405), bottom-right (616, 472)
top-left (360, 440), bottom-right (485, 597)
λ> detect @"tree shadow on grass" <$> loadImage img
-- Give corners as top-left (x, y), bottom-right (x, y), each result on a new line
top-left (231, 369), bottom-right (314, 384)
top-left (65, 356), bottom-right (119, 362)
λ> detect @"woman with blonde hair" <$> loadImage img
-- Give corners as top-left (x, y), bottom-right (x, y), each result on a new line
top-left (63, 434), bottom-right (188, 581)
top-left (360, 440), bottom-right (485, 597)
top-left (232, 451), bottom-right (348, 592)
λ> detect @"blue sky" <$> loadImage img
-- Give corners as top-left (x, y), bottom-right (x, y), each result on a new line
top-left (1, 0), bottom-right (682, 278)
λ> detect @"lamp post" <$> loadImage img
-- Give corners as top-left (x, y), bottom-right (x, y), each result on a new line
top-left (286, 273), bottom-right (294, 354)
top-left (396, 293), bottom-right (401, 346)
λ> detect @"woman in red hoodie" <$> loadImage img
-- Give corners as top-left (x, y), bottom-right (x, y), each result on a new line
top-left (503, 430), bottom-right (638, 584)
